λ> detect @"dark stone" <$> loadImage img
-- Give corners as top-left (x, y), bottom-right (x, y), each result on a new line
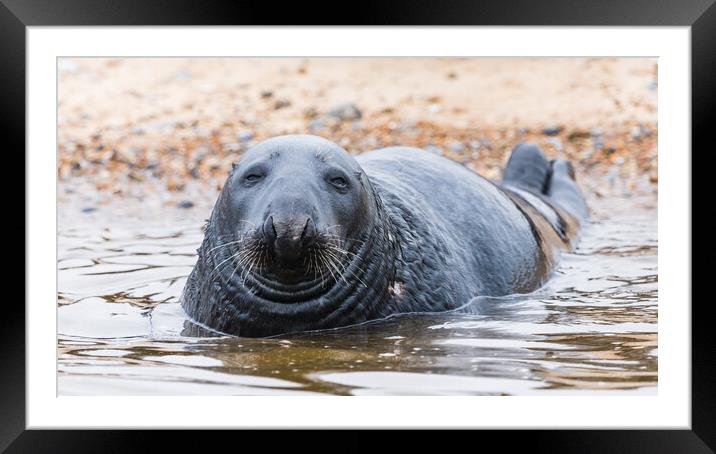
top-left (81, 207), bottom-right (97, 213)
top-left (274, 99), bottom-right (291, 110)
top-left (177, 200), bottom-right (195, 209)
top-left (542, 126), bottom-right (563, 136)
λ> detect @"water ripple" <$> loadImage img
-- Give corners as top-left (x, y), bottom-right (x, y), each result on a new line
top-left (57, 196), bottom-right (657, 395)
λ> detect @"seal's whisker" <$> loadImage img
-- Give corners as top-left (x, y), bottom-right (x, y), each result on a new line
top-left (324, 246), bottom-right (369, 276)
top-left (229, 243), bottom-right (257, 273)
top-left (226, 250), bottom-right (244, 283)
top-left (261, 245), bottom-right (269, 271)
top-left (322, 249), bottom-right (350, 285)
top-left (325, 245), bottom-right (364, 261)
top-left (320, 232), bottom-right (366, 246)
top-left (312, 247), bottom-right (326, 286)
top-left (242, 256), bottom-right (256, 284)
top-left (239, 246), bottom-right (262, 283)
top-left (306, 248), bottom-right (312, 276)
top-left (316, 251), bottom-right (330, 281)
top-left (316, 252), bottom-right (323, 282)
top-left (318, 250), bottom-right (339, 284)
top-left (322, 248), bottom-right (367, 287)
top-left (322, 247), bottom-right (369, 288)
top-left (207, 239), bottom-right (246, 253)
top-left (208, 249), bottom-right (243, 280)
top-left (321, 230), bottom-right (364, 241)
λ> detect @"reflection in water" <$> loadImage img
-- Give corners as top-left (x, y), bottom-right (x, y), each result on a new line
top-left (57, 196), bottom-right (657, 395)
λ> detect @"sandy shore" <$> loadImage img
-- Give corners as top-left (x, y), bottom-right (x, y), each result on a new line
top-left (57, 57), bottom-right (657, 210)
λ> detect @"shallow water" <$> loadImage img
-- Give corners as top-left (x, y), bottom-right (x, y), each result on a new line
top-left (57, 195), bottom-right (657, 395)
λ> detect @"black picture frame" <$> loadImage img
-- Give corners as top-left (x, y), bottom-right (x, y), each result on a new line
top-left (4, 0), bottom-right (710, 451)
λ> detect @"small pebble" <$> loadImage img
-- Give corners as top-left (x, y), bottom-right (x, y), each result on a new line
top-left (308, 119), bottom-right (325, 131)
top-left (397, 120), bottom-right (417, 131)
top-left (327, 102), bottom-right (362, 121)
top-left (592, 136), bottom-right (604, 151)
top-left (631, 124), bottom-right (651, 140)
top-left (424, 145), bottom-right (444, 155)
top-left (81, 207), bottom-right (97, 213)
top-left (546, 137), bottom-right (563, 152)
top-left (260, 90), bottom-right (274, 98)
top-left (630, 125), bottom-right (643, 140)
top-left (223, 143), bottom-right (241, 153)
top-left (542, 126), bottom-right (563, 136)
top-left (274, 99), bottom-right (291, 110)
top-left (236, 130), bottom-right (253, 142)
top-left (177, 200), bottom-right (194, 209)
top-left (303, 107), bottom-right (319, 119)
top-left (448, 141), bottom-right (464, 153)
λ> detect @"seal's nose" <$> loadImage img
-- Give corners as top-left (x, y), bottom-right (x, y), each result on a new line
top-left (263, 215), bottom-right (316, 261)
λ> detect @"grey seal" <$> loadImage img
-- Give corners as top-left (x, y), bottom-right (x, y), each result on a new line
top-left (181, 135), bottom-right (587, 337)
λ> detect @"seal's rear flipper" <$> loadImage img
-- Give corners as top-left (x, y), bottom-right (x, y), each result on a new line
top-left (547, 159), bottom-right (589, 222)
top-left (502, 144), bottom-right (588, 228)
top-left (502, 143), bottom-right (552, 194)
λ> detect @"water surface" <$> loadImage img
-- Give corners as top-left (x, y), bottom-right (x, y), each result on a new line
top-left (58, 195), bottom-right (657, 395)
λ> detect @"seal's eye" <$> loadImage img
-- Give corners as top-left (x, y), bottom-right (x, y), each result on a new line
top-left (330, 177), bottom-right (348, 189)
top-left (242, 173), bottom-right (265, 187)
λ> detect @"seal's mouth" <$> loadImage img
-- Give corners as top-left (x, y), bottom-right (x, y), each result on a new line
top-left (209, 228), bottom-right (363, 298)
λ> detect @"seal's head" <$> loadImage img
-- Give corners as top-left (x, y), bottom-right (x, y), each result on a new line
top-left (215, 134), bottom-right (375, 283)
top-left (183, 135), bottom-right (396, 337)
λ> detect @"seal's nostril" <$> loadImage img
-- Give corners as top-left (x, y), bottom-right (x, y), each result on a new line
top-left (301, 218), bottom-right (316, 244)
top-left (262, 215), bottom-right (277, 242)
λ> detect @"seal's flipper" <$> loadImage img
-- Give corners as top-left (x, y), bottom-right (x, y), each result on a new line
top-left (547, 158), bottom-right (588, 222)
top-left (502, 143), bottom-right (552, 194)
